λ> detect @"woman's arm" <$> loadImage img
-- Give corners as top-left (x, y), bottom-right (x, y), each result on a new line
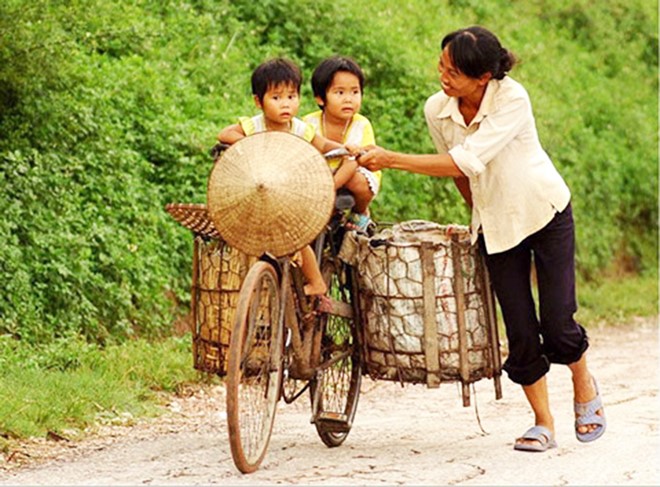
top-left (453, 177), bottom-right (473, 207)
top-left (357, 145), bottom-right (465, 178)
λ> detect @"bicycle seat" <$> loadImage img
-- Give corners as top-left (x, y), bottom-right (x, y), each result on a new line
top-left (335, 188), bottom-right (355, 211)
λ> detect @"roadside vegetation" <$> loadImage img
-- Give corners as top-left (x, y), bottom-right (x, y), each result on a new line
top-left (0, 336), bottom-right (200, 444)
top-left (1, 272), bottom-right (656, 450)
top-left (1, 0), bottom-right (657, 447)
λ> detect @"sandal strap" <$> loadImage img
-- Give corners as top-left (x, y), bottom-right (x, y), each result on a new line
top-left (518, 425), bottom-right (554, 443)
top-left (349, 212), bottom-right (372, 232)
top-left (574, 376), bottom-right (606, 442)
top-left (574, 377), bottom-right (603, 416)
top-left (574, 394), bottom-right (603, 417)
top-left (575, 413), bottom-right (606, 427)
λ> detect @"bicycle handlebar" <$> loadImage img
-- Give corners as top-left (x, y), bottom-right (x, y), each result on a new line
top-left (323, 147), bottom-right (367, 161)
top-left (322, 147), bottom-right (351, 160)
top-left (212, 142), bottom-right (362, 162)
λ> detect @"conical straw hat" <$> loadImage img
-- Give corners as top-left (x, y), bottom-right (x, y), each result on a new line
top-left (207, 131), bottom-right (335, 257)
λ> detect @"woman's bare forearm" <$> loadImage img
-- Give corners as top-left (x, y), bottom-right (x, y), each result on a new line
top-left (387, 152), bottom-right (464, 178)
top-left (358, 146), bottom-right (465, 178)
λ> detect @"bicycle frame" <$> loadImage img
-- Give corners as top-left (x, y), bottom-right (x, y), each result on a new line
top-left (263, 217), bottom-right (355, 384)
top-left (277, 257), bottom-right (323, 381)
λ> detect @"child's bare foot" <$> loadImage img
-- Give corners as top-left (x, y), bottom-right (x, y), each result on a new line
top-left (304, 280), bottom-right (327, 296)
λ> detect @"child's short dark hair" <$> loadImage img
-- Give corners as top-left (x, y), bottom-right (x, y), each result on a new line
top-left (251, 58), bottom-right (302, 102)
top-left (311, 56), bottom-right (365, 107)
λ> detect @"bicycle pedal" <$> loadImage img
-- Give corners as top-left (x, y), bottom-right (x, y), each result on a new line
top-left (314, 412), bottom-right (351, 433)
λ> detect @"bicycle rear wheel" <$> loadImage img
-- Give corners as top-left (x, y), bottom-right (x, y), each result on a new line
top-left (311, 259), bottom-right (362, 447)
top-left (226, 261), bottom-right (283, 473)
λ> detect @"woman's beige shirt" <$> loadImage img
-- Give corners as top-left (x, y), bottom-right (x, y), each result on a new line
top-left (424, 76), bottom-right (571, 254)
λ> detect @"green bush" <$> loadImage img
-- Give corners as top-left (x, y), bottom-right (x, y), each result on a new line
top-left (0, 0), bottom-right (656, 345)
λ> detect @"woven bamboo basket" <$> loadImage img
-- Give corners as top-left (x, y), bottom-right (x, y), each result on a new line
top-left (166, 203), bottom-right (256, 375)
top-left (340, 220), bottom-right (502, 405)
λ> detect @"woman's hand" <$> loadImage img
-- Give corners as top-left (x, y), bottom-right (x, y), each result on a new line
top-left (357, 145), bottom-right (394, 171)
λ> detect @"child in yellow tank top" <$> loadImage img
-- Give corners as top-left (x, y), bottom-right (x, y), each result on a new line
top-left (303, 56), bottom-right (381, 232)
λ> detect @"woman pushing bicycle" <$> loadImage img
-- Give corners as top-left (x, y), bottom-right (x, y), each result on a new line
top-left (358, 25), bottom-right (605, 453)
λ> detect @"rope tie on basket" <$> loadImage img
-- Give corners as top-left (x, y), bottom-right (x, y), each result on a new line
top-left (458, 382), bottom-right (486, 434)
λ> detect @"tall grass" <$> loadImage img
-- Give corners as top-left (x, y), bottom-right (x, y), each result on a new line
top-left (577, 271), bottom-right (659, 326)
top-left (0, 335), bottom-right (200, 446)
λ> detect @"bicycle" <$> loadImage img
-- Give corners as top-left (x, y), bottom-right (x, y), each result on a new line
top-left (215, 144), bottom-right (363, 473)
top-left (164, 136), bottom-right (503, 474)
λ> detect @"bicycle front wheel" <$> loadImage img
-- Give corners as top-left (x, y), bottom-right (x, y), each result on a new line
top-left (226, 261), bottom-right (283, 473)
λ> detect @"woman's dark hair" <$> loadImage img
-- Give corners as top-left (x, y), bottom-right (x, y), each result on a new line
top-left (311, 56), bottom-right (365, 107)
top-left (441, 26), bottom-right (517, 80)
top-left (251, 58), bottom-right (302, 102)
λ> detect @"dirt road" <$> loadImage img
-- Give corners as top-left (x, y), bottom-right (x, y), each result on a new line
top-left (1, 319), bottom-right (658, 486)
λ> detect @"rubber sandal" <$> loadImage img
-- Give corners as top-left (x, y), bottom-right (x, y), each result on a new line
top-left (513, 425), bottom-right (557, 452)
top-left (348, 212), bottom-right (372, 234)
top-left (574, 377), bottom-right (606, 443)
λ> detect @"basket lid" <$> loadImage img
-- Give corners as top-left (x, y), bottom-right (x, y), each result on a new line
top-left (207, 131), bottom-right (335, 257)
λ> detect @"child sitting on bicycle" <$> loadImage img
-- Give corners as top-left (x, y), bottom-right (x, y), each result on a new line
top-left (303, 56), bottom-right (381, 233)
top-left (217, 57), bottom-right (350, 297)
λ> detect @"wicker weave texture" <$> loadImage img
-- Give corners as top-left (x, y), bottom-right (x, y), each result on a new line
top-left (165, 203), bottom-right (220, 239)
top-left (191, 237), bottom-right (256, 375)
top-left (207, 132), bottom-right (335, 257)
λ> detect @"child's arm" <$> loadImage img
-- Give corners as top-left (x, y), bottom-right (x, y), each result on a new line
top-left (217, 124), bottom-right (246, 144)
top-left (310, 133), bottom-right (343, 154)
top-left (310, 133), bottom-right (361, 188)
top-left (332, 158), bottom-right (358, 190)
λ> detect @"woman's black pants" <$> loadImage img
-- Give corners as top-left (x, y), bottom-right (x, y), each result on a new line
top-left (479, 203), bottom-right (589, 386)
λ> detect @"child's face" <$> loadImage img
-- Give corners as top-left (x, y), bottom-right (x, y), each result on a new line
top-left (255, 82), bottom-right (300, 129)
top-left (317, 71), bottom-right (362, 122)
